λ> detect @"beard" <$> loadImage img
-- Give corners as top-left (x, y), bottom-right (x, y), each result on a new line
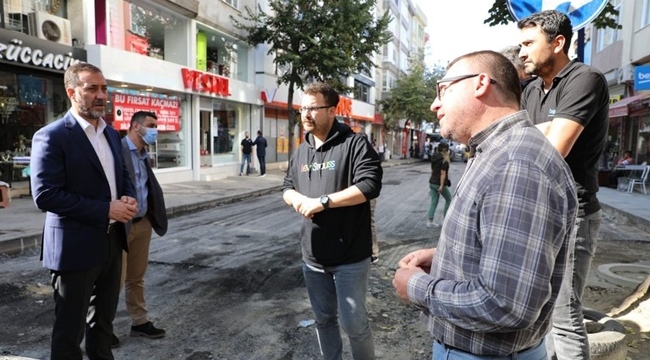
top-left (526, 55), bottom-right (555, 78)
top-left (74, 93), bottom-right (105, 119)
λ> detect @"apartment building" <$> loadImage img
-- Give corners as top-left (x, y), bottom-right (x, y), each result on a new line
top-left (376, 0), bottom-right (427, 159)
top-left (591, 0), bottom-right (650, 165)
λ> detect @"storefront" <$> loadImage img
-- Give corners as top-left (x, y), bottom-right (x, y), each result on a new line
top-left (0, 27), bottom-right (86, 188)
top-left (608, 93), bottom-right (650, 166)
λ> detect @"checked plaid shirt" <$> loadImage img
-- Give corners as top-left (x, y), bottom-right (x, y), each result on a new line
top-left (407, 111), bottom-right (578, 356)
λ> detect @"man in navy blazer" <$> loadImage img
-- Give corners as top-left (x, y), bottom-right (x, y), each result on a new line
top-left (114, 111), bottom-right (168, 345)
top-left (30, 62), bottom-right (138, 360)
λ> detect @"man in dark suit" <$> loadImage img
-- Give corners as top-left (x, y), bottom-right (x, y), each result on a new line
top-left (30, 62), bottom-right (138, 360)
top-left (253, 130), bottom-right (268, 177)
top-left (114, 111), bottom-right (168, 346)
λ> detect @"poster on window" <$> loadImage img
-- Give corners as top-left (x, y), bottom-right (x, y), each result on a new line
top-left (112, 93), bottom-right (180, 131)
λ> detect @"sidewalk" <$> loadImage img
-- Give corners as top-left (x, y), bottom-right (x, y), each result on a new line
top-left (0, 160), bottom-right (648, 254)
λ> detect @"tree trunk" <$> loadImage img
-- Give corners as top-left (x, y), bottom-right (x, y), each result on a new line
top-left (286, 79), bottom-right (296, 160)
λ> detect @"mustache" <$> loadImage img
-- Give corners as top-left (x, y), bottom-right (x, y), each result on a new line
top-left (92, 101), bottom-right (106, 106)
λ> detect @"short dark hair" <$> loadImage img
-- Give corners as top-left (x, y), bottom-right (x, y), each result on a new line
top-left (517, 10), bottom-right (573, 54)
top-left (64, 62), bottom-right (103, 89)
top-left (257, 130), bottom-right (262, 136)
top-left (447, 50), bottom-right (522, 107)
top-left (303, 82), bottom-right (340, 108)
top-left (130, 111), bottom-right (157, 128)
top-left (623, 150), bottom-right (633, 157)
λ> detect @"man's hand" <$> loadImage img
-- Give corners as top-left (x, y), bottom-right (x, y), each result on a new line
top-left (110, 198), bottom-right (138, 223)
top-left (296, 197), bottom-right (325, 219)
top-left (393, 267), bottom-right (426, 302)
top-left (397, 248), bottom-right (436, 273)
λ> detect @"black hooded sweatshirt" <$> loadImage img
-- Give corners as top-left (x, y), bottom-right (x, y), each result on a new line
top-left (282, 121), bottom-right (382, 268)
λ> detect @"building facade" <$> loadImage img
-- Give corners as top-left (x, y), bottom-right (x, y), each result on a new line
top-left (591, 0), bottom-right (650, 167)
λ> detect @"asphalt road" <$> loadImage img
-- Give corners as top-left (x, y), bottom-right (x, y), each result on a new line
top-left (2, 162), bottom-right (650, 360)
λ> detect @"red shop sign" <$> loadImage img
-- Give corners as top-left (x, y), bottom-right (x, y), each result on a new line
top-left (181, 68), bottom-right (231, 97)
top-left (112, 93), bottom-right (180, 132)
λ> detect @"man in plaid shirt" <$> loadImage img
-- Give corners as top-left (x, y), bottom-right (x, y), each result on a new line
top-left (393, 50), bottom-right (577, 359)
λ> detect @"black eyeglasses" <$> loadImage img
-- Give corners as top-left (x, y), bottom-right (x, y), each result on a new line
top-left (436, 74), bottom-right (497, 100)
top-left (298, 105), bottom-right (334, 113)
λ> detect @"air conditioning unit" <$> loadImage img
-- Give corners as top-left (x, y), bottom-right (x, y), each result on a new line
top-left (31, 12), bottom-right (72, 46)
top-left (618, 64), bottom-right (635, 84)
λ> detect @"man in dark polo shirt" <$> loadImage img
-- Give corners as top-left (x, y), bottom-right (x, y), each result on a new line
top-left (518, 10), bottom-right (609, 360)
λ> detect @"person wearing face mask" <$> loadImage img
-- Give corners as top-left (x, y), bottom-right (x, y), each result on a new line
top-left (112, 111), bottom-right (168, 347)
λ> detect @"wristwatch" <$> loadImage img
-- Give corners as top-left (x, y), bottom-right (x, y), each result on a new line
top-left (319, 195), bottom-right (330, 210)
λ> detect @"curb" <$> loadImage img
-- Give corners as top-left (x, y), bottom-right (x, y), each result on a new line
top-left (600, 203), bottom-right (650, 235)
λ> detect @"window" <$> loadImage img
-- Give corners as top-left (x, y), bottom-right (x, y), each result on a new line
top-left (382, 73), bottom-right (395, 91)
top-left (222, 0), bottom-right (239, 8)
top-left (597, 0), bottom-right (622, 50)
top-left (643, 0), bottom-right (650, 27)
top-left (354, 81), bottom-right (370, 102)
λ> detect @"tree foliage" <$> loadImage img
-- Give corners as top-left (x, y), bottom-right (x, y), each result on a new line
top-left (378, 58), bottom-right (445, 130)
top-left (232, 0), bottom-right (392, 157)
top-left (485, 0), bottom-right (621, 29)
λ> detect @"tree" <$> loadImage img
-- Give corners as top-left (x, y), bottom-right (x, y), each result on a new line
top-left (485, 0), bottom-right (621, 30)
top-left (379, 58), bottom-right (444, 130)
top-left (232, 0), bottom-right (392, 157)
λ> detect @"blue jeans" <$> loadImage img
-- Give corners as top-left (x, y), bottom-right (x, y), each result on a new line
top-left (433, 339), bottom-right (546, 359)
top-left (546, 210), bottom-right (601, 360)
top-left (302, 260), bottom-right (375, 360)
top-left (240, 153), bottom-right (251, 174)
top-left (428, 184), bottom-right (451, 220)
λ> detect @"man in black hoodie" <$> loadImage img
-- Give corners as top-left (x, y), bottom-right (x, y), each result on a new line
top-left (282, 82), bottom-right (382, 360)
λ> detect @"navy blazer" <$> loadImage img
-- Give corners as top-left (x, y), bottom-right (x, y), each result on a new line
top-left (30, 111), bottom-right (135, 271)
top-left (121, 136), bottom-right (168, 237)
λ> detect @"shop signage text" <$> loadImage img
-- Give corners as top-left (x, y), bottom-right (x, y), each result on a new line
top-left (181, 68), bottom-right (230, 97)
top-left (335, 97), bottom-right (353, 117)
top-left (0, 28), bottom-right (86, 72)
top-left (635, 65), bottom-right (650, 91)
top-left (112, 93), bottom-right (180, 132)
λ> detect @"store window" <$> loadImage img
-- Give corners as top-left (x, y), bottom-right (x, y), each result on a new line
top-left (200, 100), bottom-right (254, 166)
top-left (196, 25), bottom-right (249, 82)
top-left (105, 86), bottom-right (189, 169)
top-left (2, 0), bottom-right (71, 44)
top-left (0, 69), bottom-right (68, 184)
top-left (107, 0), bottom-right (187, 65)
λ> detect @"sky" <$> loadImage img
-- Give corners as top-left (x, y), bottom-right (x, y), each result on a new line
top-left (414, 1), bottom-right (520, 68)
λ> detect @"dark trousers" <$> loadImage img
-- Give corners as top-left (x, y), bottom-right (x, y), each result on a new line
top-left (608, 170), bottom-right (629, 188)
top-left (258, 155), bottom-right (266, 175)
top-left (50, 229), bottom-right (123, 360)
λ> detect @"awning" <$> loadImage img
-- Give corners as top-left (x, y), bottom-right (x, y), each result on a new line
top-left (609, 93), bottom-right (650, 118)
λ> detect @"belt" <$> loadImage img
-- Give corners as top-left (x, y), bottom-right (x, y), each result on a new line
top-left (107, 222), bottom-right (120, 234)
top-left (434, 339), bottom-right (542, 358)
top-left (132, 217), bottom-right (144, 224)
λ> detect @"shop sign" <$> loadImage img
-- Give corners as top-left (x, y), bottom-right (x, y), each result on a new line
top-left (112, 93), bottom-right (180, 131)
top-left (609, 95), bottom-right (622, 104)
top-left (181, 68), bottom-right (230, 97)
top-left (0, 28), bottom-right (86, 72)
top-left (335, 97), bottom-right (353, 117)
top-left (634, 66), bottom-right (650, 91)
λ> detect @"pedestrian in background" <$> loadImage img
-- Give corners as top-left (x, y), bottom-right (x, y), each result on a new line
top-left (282, 82), bottom-right (382, 360)
top-left (501, 45), bottom-right (535, 89)
top-left (239, 131), bottom-right (253, 176)
top-left (426, 141), bottom-right (451, 228)
top-left (393, 50), bottom-right (577, 359)
top-left (30, 62), bottom-right (137, 360)
top-left (253, 130), bottom-right (268, 177)
top-left (518, 10), bottom-right (609, 359)
top-left (113, 111), bottom-right (169, 347)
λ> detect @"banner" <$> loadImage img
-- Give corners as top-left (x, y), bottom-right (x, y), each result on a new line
top-left (112, 93), bottom-right (180, 131)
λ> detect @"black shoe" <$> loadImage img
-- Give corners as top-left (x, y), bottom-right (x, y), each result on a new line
top-left (111, 334), bottom-right (120, 348)
top-left (130, 321), bottom-right (166, 339)
top-left (371, 256), bottom-right (379, 264)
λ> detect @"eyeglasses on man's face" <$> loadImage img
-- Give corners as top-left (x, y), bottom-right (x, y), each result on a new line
top-left (298, 105), bottom-right (334, 114)
top-left (436, 74), bottom-right (497, 100)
